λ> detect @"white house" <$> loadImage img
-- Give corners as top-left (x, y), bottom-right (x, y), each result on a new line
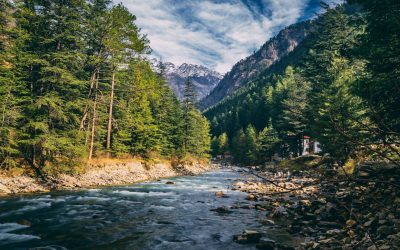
top-left (302, 136), bottom-right (322, 155)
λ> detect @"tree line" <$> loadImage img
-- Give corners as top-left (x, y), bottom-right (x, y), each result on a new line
top-left (207, 1), bottom-right (400, 166)
top-left (0, 0), bottom-right (210, 176)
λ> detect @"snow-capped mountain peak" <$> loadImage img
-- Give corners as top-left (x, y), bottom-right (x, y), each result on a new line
top-left (150, 59), bottom-right (223, 101)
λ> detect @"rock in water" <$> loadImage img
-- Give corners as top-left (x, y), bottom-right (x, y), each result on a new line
top-left (210, 207), bottom-right (232, 214)
top-left (245, 194), bottom-right (258, 201)
top-left (215, 191), bottom-right (229, 198)
top-left (271, 205), bottom-right (287, 217)
top-left (165, 181), bottom-right (175, 185)
top-left (256, 238), bottom-right (276, 249)
top-left (260, 219), bottom-right (275, 226)
top-left (233, 230), bottom-right (262, 244)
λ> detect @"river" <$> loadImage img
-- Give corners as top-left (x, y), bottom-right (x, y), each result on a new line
top-left (0, 168), bottom-right (296, 250)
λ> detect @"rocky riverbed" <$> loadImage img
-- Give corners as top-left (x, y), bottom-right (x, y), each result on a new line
top-left (1, 159), bottom-right (399, 249)
top-left (224, 163), bottom-right (400, 249)
top-left (0, 160), bottom-right (214, 195)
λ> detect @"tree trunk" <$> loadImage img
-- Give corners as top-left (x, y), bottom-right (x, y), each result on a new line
top-left (80, 71), bottom-right (97, 131)
top-left (106, 70), bottom-right (116, 158)
top-left (88, 70), bottom-right (99, 160)
top-left (85, 111), bottom-right (91, 146)
top-left (1, 87), bottom-right (11, 126)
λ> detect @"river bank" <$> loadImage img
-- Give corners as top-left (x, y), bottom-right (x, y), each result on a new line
top-left (227, 160), bottom-right (400, 250)
top-left (0, 159), bottom-right (214, 196)
top-left (0, 168), bottom-right (278, 249)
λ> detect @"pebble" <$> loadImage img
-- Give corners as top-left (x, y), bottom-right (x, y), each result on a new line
top-left (245, 194), bottom-right (258, 201)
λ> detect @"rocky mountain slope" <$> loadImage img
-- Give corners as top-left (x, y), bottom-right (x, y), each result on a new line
top-left (199, 21), bottom-right (311, 109)
top-left (151, 59), bottom-right (223, 101)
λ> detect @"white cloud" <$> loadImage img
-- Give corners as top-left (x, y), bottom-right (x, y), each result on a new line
top-left (121, 0), bottom-right (310, 73)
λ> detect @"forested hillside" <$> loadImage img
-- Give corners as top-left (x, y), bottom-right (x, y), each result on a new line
top-left (199, 21), bottom-right (311, 110)
top-left (0, 0), bottom-right (210, 176)
top-left (206, 1), bottom-right (400, 166)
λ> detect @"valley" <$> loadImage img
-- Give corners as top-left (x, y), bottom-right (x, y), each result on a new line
top-left (1, 0), bottom-right (399, 249)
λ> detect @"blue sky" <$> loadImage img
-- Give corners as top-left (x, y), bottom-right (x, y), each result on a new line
top-left (121, 0), bottom-right (342, 73)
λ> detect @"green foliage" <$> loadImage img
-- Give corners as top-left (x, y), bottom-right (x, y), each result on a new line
top-left (205, 2), bottom-right (400, 166)
top-left (211, 133), bottom-right (229, 156)
top-left (230, 129), bottom-right (247, 162)
top-left (181, 79), bottom-right (210, 158)
top-left (257, 123), bottom-right (280, 162)
top-left (350, 0), bottom-right (400, 135)
top-left (313, 57), bottom-right (367, 161)
top-left (0, 1), bottom-right (20, 169)
top-left (244, 125), bottom-right (258, 164)
top-left (0, 0), bottom-right (211, 175)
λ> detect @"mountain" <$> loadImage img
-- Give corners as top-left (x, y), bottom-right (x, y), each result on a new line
top-left (150, 59), bottom-right (223, 101)
top-left (199, 21), bottom-right (311, 110)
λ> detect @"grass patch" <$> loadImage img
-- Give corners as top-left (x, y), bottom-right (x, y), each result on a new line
top-left (277, 155), bottom-right (328, 172)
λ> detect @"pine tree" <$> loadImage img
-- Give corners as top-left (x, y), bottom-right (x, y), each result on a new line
top-left (301, 4), bottom-right (361, 161)
top-left (15, 0), bottom-right (88, 175)
top-left (217, 133), bottom-right (229, 155)
top-left (103, 3), bottom-right (149, 157)
top-left (230, 129), bottom-right (247, 163)
top-left (181, 78), bottom-right (196, 152)
top-left (180, 78), bottom-right (210, 158)
top-left (211, 136), bottom-right (219, 156)
top-left (268, 66), bottom-right (311, 156)
top-left (81, 0), bottom-right (112, 159)
top-left (257, 123), bottom-right (280, 162)
top-left (244, 125), bottom-right (258, 164)
top-left (0, 0), bottom-right (20, 169)
top-left (316, 56), bottom-right (369, 162)
top-left (114, 61), bottom-right (160, 156)
top-left (350, 0), bottom-right (400, 136)
top-left (153, 80), bottom-right (185, 156)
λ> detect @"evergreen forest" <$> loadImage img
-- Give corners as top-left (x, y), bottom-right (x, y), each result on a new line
top-left (206, 1), bottom-right (400, 167)
top-left (0, 0), bottom-right (210, 176)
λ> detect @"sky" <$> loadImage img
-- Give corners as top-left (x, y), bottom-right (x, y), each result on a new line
top-left (121, 0), bottom-right (342, 73)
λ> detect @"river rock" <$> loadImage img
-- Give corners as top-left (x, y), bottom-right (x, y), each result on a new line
top-left (215, 191), bottom-right (229, 198)
top-left (211, 206), bottom-right (232, 214)
top-left (233, 230), bottom-right (262, 244)
top-left (377, 225), bottom-right (393, 236)
top-left (271, 205), bottom-right (287, 217)
top-left (0, 183), bottom-right (11, 194)
top-left (378, 219), bottom-right (387, 225)
top-left (364, 219), bottom-right (375, 227)
top-left (260, 219), bottom-right (275, 226)
top-left (246, 194), bottom-right (258, 201)
top-left (300, 199), bottom-right (311, 206)
top-left (165, 181), bottom-right (175, 185)
top-left (256, 238), bottom-right (276, 250)
top-left (318, 221), bottom-right (341, 228)
top-left (240, 204), bottom-right (253, 209)
top-left (346, 219), bottom-right (356, 228)
top-left (235, 181), bottom-right (245, 189)
top-left (326, 229), bottom-right (341, 235)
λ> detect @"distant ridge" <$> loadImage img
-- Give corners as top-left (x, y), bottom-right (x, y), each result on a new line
top-left (150, 59), bottom-right (222, 101)
top-left (199, 21), bottom-right (311, 110)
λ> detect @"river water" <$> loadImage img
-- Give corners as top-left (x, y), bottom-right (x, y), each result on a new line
top-left (0, 168), bottom-right (295, 250)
